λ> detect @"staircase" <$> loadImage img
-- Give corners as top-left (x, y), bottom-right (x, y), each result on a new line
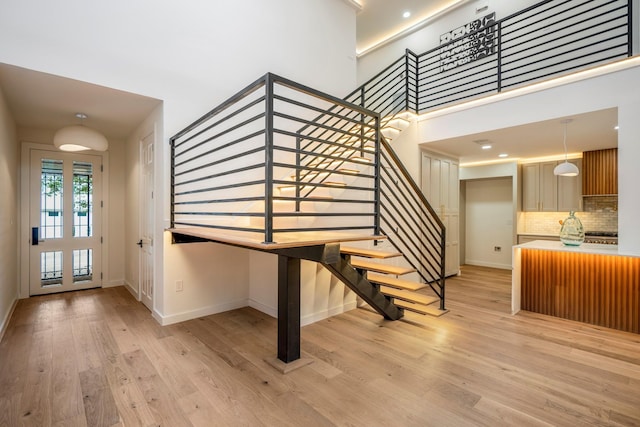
top-left (166, 0), bottom-right (634, 364)
top-left (334, 245), bottom-right (445, 317)
top-left (170, 73), bottom-right (447, 368)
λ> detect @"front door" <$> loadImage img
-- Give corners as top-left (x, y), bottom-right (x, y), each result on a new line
top-left (29, 149), bottom-right (103, 295)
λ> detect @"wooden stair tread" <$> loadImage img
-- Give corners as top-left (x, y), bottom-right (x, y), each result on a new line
top-left (379, 286), bottom-right (438, 306)
top-left (394, 300), bottom-right (449, 317)
top-left (340, 246), bottom-right (402, 259)
top-left (366, 273), bottom-right (426, 291)
top-left (350, 259), bottom-right (415, 275)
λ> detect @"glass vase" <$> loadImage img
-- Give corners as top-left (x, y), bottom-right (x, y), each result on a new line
top-left (559, 211), bottom-right (585, 246)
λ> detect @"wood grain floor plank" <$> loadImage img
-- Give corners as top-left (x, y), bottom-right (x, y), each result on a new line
top-left (78, 367), bottom-right (121, 427)
top-left (51, 319), bottom-right (85, 424)
top-left (19, 328), bottom-right (53, 426)
top-left (122, 348), bottom-right (192, 427)
top-left (100, 355), bottom-right (157, 427)
top-left (1, 266), bottom-right (639, 426)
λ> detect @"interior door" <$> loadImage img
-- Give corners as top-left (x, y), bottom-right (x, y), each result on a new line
top-left (139, 132), bottom-right (154, 311)
top-left (29, 150), bottom-right (102, 295)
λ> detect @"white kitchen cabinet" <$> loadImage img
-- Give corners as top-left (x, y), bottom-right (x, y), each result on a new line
top-left (522, 161), bottom-right (557, 212)
top-left (421, 151), bottom-right (459, 276)
top-left (523, 160), bottom-right (582, 212)
top-left (557, 159), bottom-right (582, 212)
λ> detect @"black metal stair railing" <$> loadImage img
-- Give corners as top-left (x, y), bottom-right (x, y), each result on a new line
top-left (170, 73), bottom-right (381, 244)
top-left (350, 0), bottom-right (632, 115)
top-left (284, 110), bottom-right (446, 308)
top-left (379, 138), bottom-right (446, 309)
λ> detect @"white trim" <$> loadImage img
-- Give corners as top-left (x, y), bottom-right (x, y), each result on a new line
top-left (103, 279), bottom-right (124, 288)
top-left (123, 279), bottom-right (139, 300)
top-left (417, 57), bottom-right (640, 122)
top-left (0, 298), bottom-right (18, 342)
top-left (340, 0), bottom-right (362, 12)
top-left (248, 298), bottom-right (359, 326)
top-left (300, 300), bottom-right (358, 327)
top-left (101, 151), bottom-right (110, 290)
top-left (248, 299), bottom-right (277, 319)
top-left (154, 298), bottom-right (250, 326)
top-left (464, 260), bottom-right (511, 270)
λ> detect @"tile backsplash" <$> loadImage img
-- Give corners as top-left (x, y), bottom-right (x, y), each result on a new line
top-left (520, 210), bottom-right (618, 235)
top-left (583, 195), bottom-right (618, 213)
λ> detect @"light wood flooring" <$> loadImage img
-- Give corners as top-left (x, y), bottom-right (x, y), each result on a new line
top-left (1, 265), bottom-right (639, 426)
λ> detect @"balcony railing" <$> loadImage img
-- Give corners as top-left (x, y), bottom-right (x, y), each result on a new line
top-left (348, 0), bottom-right (632, 116)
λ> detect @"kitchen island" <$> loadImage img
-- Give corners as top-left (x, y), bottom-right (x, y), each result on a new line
top-left (512, 240), bottom-right (640, 333)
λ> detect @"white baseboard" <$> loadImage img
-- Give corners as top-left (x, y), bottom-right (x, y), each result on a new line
top-left (248, 299), bottom-right (277, 318)
top-left (301, 300), bottom-right (358, 327)
top-left (152, 297), bottom-right (360, 328)
top-left (123, 280), bottom-right (139, 300)
top-left (103, 279), bottom-right (124, 288)
top-left (155, 298), bottom-right (250, 326)
top-left (248, 298), bottom-right (358, 327)
top-left (0, 297), bottom-right (18, 343)
top-left (465, 260), bottom-right (512, 270)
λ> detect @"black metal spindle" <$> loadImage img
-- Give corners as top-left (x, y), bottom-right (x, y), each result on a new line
top-left (264, 73), bottom-right (274, 244)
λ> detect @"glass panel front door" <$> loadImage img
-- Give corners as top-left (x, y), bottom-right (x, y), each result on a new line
top-left (29, 150), bottom-right (102, 295)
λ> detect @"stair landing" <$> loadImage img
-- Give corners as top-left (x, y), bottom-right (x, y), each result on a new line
top-left (169, 227), bottom-right (384, 250)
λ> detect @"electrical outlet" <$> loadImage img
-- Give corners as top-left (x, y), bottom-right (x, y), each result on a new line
top-left (176, 280), bottom-right (184, 292)
top-left (494, 246), bottom-right (502, 252)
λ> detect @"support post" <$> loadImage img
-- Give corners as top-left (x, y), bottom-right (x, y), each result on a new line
top-left (277, 255), bottom-right (301, 363)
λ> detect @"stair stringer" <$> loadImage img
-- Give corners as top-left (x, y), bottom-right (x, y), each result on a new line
top-left (321, 255), bottom-right (403, 321)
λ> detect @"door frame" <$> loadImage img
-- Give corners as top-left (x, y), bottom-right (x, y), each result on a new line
top-left (20, 142), bottom-right (110, 299)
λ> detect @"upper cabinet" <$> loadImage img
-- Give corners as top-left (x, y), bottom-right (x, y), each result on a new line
top-left (522, 161), bottom-right (557, 212)
top-left (522, 159), bottom-right (582, 212)
top-left (582, 148), bottom-right (617, 195)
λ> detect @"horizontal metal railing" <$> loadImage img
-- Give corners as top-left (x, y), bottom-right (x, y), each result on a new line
top-left (289, 109), bottom-right (446, 307)
top-left (352, 0), bottom-right (632, 115)
top-left (170, 73), bottom-right (380, 244)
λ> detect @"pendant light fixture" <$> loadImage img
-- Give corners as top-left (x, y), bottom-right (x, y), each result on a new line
top-left (553, 119), bottom-right (579, 177)
top-left (53, 113), bottom-right (108, 152)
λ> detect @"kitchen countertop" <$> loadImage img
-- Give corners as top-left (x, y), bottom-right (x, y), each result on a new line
top-left (514, 240), bottom-right (625, 256)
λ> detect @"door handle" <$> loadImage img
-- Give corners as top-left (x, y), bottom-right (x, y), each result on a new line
top-left (32, 227), bottom-right (44, 245)
top-left (137, 239), bottom-right (143, 248)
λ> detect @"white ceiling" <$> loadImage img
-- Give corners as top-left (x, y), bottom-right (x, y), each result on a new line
top-left (0, 63), bottom-right (160, 140)
top-left (0, 3), bottom-right (618, 160)
top-left (356, 0), bottom-right (465, 53)
top-left (422, 108), bottom-right (619, 165)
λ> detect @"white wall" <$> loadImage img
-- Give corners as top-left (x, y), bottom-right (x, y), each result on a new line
top-left (248, 252), bottom-right (357, 326)
top-left (0, 86), bottom-right (19, 338)
top-left (464, 177), bottom-right (513, 269)
top-left (0, 0), bottom-right (360, 324)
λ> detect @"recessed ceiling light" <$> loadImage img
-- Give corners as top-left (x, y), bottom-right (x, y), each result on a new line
top-left (498, 153), bottom-right (508, 158)
top-left (402, 11), bottom-right (411, 18)
top-left (481, 144), bottom-right (492, 150)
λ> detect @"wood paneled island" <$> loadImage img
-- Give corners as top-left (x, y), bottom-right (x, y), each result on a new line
top-left (512, 240), bottom-right (640, 333)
